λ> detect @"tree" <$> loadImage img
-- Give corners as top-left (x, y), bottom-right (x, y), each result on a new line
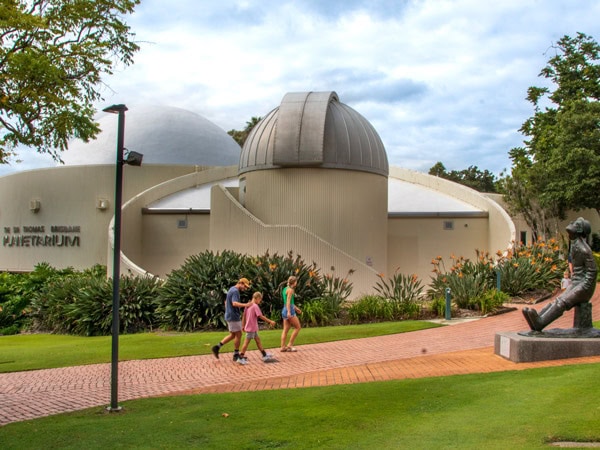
top-left (502, 33), bottom-right (600, 237)
top-left (228, 116), bottom-right (262, 147)
top-left (428, 161), bottom-right (446, 177)
top-left (428, 161), bottom-right (498, 193)
top-left (0, 0), bottom-right (140, 164)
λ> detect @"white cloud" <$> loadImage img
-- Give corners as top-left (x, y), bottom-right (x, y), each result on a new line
top-left (3, 0), bottom-right (599, 176)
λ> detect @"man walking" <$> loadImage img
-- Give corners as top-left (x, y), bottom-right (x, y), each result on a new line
top-left (212, 278), bottom-right (251, 361)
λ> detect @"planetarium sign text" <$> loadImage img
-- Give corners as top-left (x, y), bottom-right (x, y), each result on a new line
top-left (3, 225), bottom-right (81, 248)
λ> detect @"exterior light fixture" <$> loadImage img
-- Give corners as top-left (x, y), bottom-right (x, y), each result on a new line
top-left (96, 199), bottom-right (109, 210)
top-left (102, 103), bottom-right (143, 413)
top-left (124, 149), bottom-right (143, 166)
top-left (29, 199), bottom-right (41, 213)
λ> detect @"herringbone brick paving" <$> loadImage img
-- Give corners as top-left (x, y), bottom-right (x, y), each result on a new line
top-left (1, 293), bottom-right (600, 426)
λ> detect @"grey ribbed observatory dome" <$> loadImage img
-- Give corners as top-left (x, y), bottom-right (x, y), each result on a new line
top-left (239, 91), bottom-right (389, 176)
top-left (61, 105), bottom-right (241, 166)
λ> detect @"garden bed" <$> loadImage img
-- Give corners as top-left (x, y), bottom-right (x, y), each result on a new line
top-left (507, 289), bottom-right (556, 305)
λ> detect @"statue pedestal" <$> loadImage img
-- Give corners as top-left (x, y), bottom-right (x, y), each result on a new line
top-left (495, 331), bottom-right (600, 363)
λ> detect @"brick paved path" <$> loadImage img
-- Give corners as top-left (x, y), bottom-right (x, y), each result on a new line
top-left (2, 295), bottom-right (600, 426)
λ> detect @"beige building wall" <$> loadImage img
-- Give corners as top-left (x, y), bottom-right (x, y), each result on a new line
top-left (485, 193), bottom-right (600, 247)
top-left (386, 168), bottom-right (515, 285)
top-left (387, 216), bottom-right (489, 284)
top-left (390, 167), bottom-right (515, 255)
top-left (209, 184), bottom-right (381, 298)
top-left (118, 165), bottom-right (238, 277)
top-left (241, 168), bottom-right (388, 273)
top-left (562, 209), bottom-right (600, 237)
top-left (0, 165), bottom-right (195, 272)
top-left (1, 160), bottom-right (515, 300)
top-left (138, 214), bottom-right (210, 277)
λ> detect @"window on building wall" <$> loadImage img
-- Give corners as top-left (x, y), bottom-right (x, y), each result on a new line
top-left (443, 220), bottom-right (454, 231)
top-left (520, 231), bottom-right (527, 245)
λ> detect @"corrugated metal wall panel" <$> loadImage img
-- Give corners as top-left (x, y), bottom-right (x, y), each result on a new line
top-left (243, 168), bottom-right (388, 273)
top-left (209, 184), bottom-right (381, 298)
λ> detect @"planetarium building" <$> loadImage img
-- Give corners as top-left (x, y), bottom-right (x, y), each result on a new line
top-left (0, 92), bottom-right (515, 297)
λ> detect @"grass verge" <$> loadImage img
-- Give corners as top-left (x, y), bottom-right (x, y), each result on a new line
top-left (1, 363), bottom-right (599, 449)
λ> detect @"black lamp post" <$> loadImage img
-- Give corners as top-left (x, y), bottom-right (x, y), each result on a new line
top-left (103, 104), bottom-right (143, 412)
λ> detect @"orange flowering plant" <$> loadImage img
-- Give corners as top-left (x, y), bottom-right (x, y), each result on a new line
top-left (374, 270), bottom-right (424, 319)
top-left (428, 250), bottom-right (495, 310)
top-left (495, 238), bottom-right (566, 296)
top-left (428, 238), bottom-right (566, 311)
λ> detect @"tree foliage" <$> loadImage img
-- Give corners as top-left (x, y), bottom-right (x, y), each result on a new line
top-left (0, 0), bottom-right (140, 164)
top-left (428, 161), bottom-right (498, 192)
top-left (500, 33), bottom-right (600, 238)
top-left (227, 116), bottom-right (261, 147)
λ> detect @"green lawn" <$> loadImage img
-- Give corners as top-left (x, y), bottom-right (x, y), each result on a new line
top-left (2, 320), bottom-right (600, 449)
top-left (0, 320), bottom-right (440, 373)
top-left (1, 364), bottom-right (599, 449)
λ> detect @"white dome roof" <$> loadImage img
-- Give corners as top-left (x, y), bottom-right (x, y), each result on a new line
top-left (61, 105), bottom-right (241, 166)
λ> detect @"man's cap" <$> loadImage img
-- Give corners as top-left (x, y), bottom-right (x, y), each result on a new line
top-left (238, 278), bottom-right (251, 287)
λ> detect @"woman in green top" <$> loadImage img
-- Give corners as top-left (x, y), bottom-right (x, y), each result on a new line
top-left (280, 275), bottom-right (302, 352)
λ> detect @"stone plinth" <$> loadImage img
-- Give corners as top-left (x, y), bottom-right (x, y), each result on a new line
top-left (495, 331), bottom-right (600, 363)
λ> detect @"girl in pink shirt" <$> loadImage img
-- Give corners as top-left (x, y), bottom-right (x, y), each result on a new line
top-left (238, 292), bottom-right (276, 364)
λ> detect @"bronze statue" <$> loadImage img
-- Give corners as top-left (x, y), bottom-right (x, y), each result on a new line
top-left (522, 217), bottom-right (597, 333)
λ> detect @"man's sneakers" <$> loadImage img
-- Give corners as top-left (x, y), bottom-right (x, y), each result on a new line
top-left (262, 352), bottom-right (275, 362)
top-left (237, 355), bottom-right (248, 365)
top-left (211, 345), bottom-right (220, 359)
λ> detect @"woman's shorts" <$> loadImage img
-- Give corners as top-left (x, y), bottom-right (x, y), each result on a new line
top-left (245, 331), bottom-right (258, 339)
top-left (281, 307), bottom-right (296, 320)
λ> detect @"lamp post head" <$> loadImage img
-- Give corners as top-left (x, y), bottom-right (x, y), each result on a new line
top-left (124, 150), bottom-right (143, 166)
top-left (103, 104), bottom-right (128, 114)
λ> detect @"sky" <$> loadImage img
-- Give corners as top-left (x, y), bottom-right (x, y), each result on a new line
top-left (2, 0), bottom-right (600, 177)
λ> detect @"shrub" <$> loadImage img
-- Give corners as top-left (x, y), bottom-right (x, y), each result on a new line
top-left (302, 267), bottom-right (355, 322)
top-left (496, 238), bottom-right (565, 295)
top-left (374, 271), bottom-right (424, 319)
top-left (0, 279), bottom-right (30, 335)
top-left (300, 298), bottom-right (332, 327)
top-left (2, 263), bottom-right (82, 334)
top-left (156, 250), bottom-right (250, 331)
top-left (428, 296), bottom-right (448, 317)
top-left (475, 289), bottom-right (509, 315)
top-left (429, 243), bottom-right (564, 309)
top-left (31, 269), bottom-right (104, 334)
top-left (156, 249), bottom-right (357, 332)
top-left (32, 268), bottom-right (161, 336)
top-left (61, 276), bottom-right (113, 336)
top-left (347, 295), bottom-right (390, 323)
top-left (245, 250), bottom-right (325, 318)
top-left (346, 294), bottom-right (423, 323)
top-left (428, 252), bottom-right (495, 309)
top-left (592, 233), bottom-right (600, 252)
top-left (117, 275), bottom-right (162, 333)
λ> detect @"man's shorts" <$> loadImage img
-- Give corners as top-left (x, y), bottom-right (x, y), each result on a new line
top-left (227, 321), bottom-right (242, 332)
top-left (245, 331), bottom-right (258, 339)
